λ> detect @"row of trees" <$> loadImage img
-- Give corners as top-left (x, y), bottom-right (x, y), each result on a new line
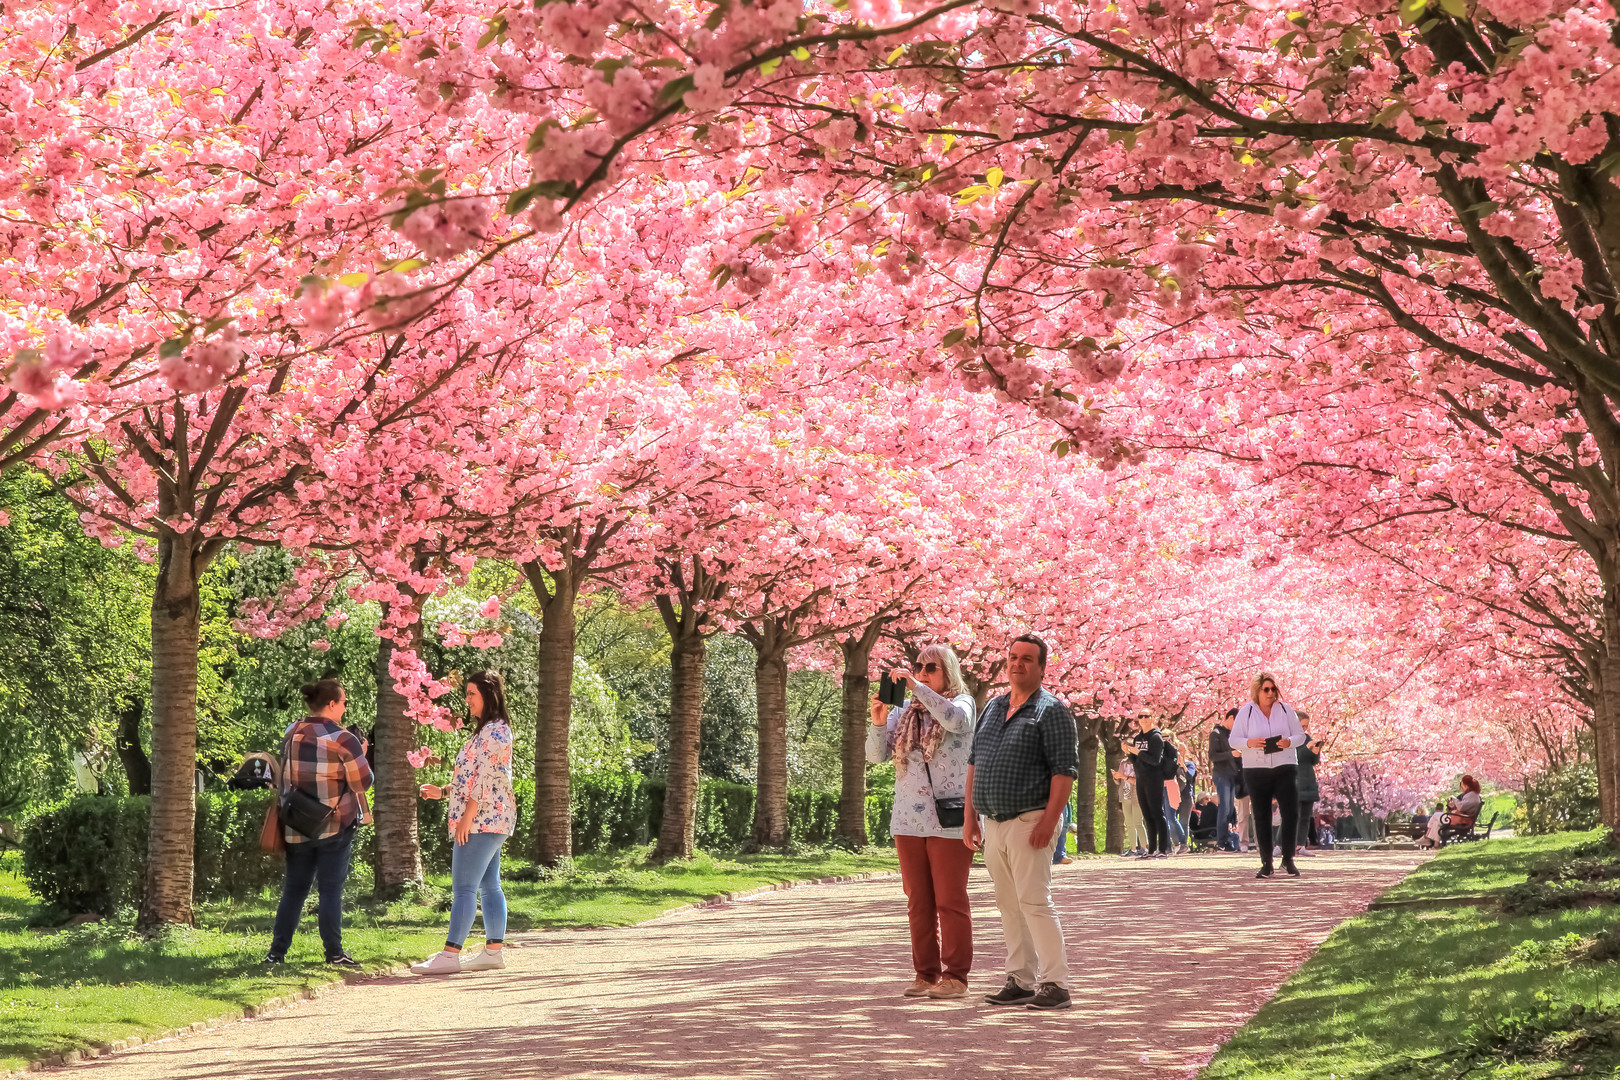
top-left (1, 0), bottom-right (1603, 930)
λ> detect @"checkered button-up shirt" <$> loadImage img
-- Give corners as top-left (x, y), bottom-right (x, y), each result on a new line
top-left (282, 717), bottom-right (373, 844)
top-left (969, 687), bottom-right (1080, 821)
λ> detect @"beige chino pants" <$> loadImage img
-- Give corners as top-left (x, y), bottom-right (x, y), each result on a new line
top-left (981, 811), bottom-right (1070, 989)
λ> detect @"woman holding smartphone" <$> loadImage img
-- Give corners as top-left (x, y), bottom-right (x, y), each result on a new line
top-left (1229, 672), bottom-right (1307, 878)
top-left (411, 670), bottom-right (516, 974)
top-left (868, 644), bottom-right (977, 999)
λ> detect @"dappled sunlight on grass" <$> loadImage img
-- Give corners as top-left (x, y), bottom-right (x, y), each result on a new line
top-left (1203, 833), bottom-right (1620, 1080)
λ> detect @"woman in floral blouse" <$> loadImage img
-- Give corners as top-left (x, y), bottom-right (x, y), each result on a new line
top-left (411, 670), bottom-right (516, 975)
top-left (867, 643), bottom-right (977, 999)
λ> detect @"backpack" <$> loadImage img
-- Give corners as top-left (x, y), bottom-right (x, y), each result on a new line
top-left (1158, 738), bottom-right (1181, 782)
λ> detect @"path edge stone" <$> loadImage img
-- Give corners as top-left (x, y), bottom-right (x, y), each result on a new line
top-left (4, 869), bottom-right (901, 1078)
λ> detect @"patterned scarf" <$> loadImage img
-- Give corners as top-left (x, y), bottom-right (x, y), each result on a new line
top-left (891, 699), bottom-right (945, 777)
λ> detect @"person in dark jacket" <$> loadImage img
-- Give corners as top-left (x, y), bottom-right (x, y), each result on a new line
top-left (1209, 709), bottom-right (1241, 851)
top-left (1295, 722), bottom-right (1321, 857)
top-left (1121, 714), bottom-right (1172, 857)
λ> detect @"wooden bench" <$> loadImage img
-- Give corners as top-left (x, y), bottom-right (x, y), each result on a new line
top-left (1439, 812), bottom-right (1497, 846)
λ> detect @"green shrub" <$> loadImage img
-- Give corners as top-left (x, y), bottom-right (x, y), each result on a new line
top-left (1515, 761), bottom-right (1601, 836)
top-left (23, 792), bottom-right (283, 914)
top-left (865, 790), bottom-right (894, 846)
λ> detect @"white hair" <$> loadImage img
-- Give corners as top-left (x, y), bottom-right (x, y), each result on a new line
top-left (917, 643), bottom-right (968, 699)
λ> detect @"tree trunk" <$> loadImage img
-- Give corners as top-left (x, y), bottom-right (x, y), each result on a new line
top-left (750, 629), bottom-right (791, 850)
top-left (1102, 734), bottom-right (1124, 855)
top-left (526, 562), bottom-right (580, 866)
top-left (137, 534), bottom-right (202, 929)
top-left (837, 630), bottom-right (879, 846)
top-left (1075, 716), bottom-right (1100, 853)
top-left (1598, 583), bottom-right (1620, 834)
top-left (373, 626), bottom-right (424, 899)
top-left (116, 696), bottom-right (151, 797)
top-left (653, 629), bottom-right (706, 860)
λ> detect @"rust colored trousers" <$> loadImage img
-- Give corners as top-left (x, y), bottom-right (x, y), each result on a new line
top-left (893, 834), bottom-right (975, 984)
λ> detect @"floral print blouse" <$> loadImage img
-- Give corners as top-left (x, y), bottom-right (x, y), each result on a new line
top-left (866, 683), bottom-right (977, 839)
top-left (448, 718), bottom-right (516, 837)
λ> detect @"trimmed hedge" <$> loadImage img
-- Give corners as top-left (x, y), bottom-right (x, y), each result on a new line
top-left (23, 791), bottom-right (281, 914)
top-left (24, 776), bottom-right (896, 913)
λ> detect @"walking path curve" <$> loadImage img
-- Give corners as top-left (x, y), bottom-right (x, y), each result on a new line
top-left (65, 850), bottom-right (1423, 1080)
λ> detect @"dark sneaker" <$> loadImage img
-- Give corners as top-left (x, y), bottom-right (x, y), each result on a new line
top-left (1026, 983), bottom-right (1072, 1010)
top-left (261, 952), bottom-right (285, 966)
top-left (1255, 866), bottom-right (1274, 879)
top-left (984, 977), bottom-right (1037, 1006)
top-left (326, 952), bottom-right (362, 968)
top-left (1282, 861), bottom-right (1300, 877)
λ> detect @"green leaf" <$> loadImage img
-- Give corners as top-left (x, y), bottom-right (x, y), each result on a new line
top-left (749, 230), bottom-right (776, 246)
top-left (704, 0), bottom-right (729, 31)
top-left (941, 327), bottom-right (967, 347)
top-left (1050, 438), bottom-right (1071, 458)
top-left (1596, 152), bottom-right (1620, 177)
top-left (986, 166), bottom-right (1004, 189)
top-left (505, 180), bottom-right (577, 215)
top-left (1463, 200), bottom-right (1499, 217)
top-left (1438, 0), bottom-right (1467, 17)
top-left (791, 46), bottom-right (810, 61)
top-left (476, 14), bottom-right (508, 49)
top-left (656, 74), bottom-right (695, 108)
top-left (593, 57), bottom-right (631, 85)
top-left (758, 55), bottom-right (783, 77)
top-left (1398, 0), bottom-right (1430, 24)
top-left (203, 316), bottom-right (234, 335)
top-left (158, 338), bottom-right (188, 359)
top-left (527, 120), bottom-right (561, 154)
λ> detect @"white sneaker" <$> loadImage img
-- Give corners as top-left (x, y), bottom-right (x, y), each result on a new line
top-left (410, 950), bottom-right (461, 975)
top-left (1296, 846), bottom-right (1318, 857)
top-left (460, 947), bottom-right (506, 971)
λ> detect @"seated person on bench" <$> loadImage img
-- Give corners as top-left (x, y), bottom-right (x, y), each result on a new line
top-left (1417, 775), bottom-right (1482, 849)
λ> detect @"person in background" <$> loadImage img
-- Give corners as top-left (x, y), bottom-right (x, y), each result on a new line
top-left (1232, 764), bottom-right (1253, 853)
top-left (412, 670), bottom-right (517, 975)
top-left (1315, 810), bottom-right (1336, 848)
top-left (1114, 761), bottom-right (1149, 857)
top-left (265, 680), bottom-right (373, 967)
top-left (1160, 734), bottom-right (1188, 855)
top-left (1417, 775), bottom-right (1484, 848)
top-left (1053, 800), bottom-right (1075, 866)
top-left (964, 634), bottom-right (1079, 1011)
top-left (867, 644), bottom-right (977, 999)
top-left (1294, 721), bottom-right (1320, 858)
top-left (1229, 671), bottom-right (1307, 879)
top-left (1177, 752), bottom-right (1198, 851)
top-left (1123, 713), bottom-right (1172, 858)
top-left (1210, 708), bottom-right (1241, 851)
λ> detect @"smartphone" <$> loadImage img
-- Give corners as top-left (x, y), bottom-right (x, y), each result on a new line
top-left (877, 672), bottom-right (907, 707)
top-left (1262, 735), bottom-right (1284, 754)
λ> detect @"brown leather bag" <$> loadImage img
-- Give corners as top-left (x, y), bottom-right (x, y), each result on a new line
top-left (258, 750), bottom-right (286, 854)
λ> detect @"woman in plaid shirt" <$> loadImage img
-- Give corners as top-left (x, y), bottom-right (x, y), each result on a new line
top-left (412, 670), bottom-right (517, 975)
top-left (265, 679), bottom-right (373, 966)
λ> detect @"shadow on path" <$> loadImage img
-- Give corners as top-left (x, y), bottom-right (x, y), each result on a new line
top-left (67, 852), bottom-right (1422, 1080)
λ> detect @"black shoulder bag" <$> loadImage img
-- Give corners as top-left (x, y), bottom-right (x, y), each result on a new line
top-left (279, 725), bottom-right (337, 839)
top-left (923, 760), bottom-right (965, 829)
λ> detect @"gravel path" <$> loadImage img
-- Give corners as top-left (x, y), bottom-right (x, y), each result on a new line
top-left (64, 850), bottom-right (1422, 1080)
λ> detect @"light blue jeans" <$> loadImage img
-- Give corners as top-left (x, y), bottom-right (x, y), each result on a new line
top-left (1163, 797), bottom-right (1186, 846)
top-left (447, 830), bottom-right (508, 950)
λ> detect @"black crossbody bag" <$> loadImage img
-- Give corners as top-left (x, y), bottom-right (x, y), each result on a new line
top-left (923, 760), bottom-right (965, 829)
top-left (278, 725), bottom-right (336, 839)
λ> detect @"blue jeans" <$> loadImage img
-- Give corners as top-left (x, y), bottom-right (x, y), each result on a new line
top-left (1214, 774), bottom-right (1238, 850)
top-left (1052, 802), bottom-right (1073, 864)
top-left (1163, 793), bottom-right (1186, 846)
top-left (270, 825), bottom-right (355, 959)
top-left (447, 831), bottom-right (508, 949)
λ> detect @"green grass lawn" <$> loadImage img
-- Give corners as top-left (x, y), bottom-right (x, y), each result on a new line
top-left (1202, 831), bottom-right (1620, 1080)
top-left (0, 845), bottom-right (898, 1073)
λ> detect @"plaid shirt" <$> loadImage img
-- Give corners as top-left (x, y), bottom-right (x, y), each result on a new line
top-left (282, 717), bottom-right (373, 844)
top-left (969, 687), bottom-right (1080, 821)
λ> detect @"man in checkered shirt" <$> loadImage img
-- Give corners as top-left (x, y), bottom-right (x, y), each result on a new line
top-left (963, 634), bottom-right (1079, 1011)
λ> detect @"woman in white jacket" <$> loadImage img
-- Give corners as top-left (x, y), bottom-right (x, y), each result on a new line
top-left (1228, 671), bottom-right (1307, 879)
top-left (868, 643), bottom-right (977, 999)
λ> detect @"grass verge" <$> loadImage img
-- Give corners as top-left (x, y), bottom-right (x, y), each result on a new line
top-left (0, 845), bottom-right (897, 1074)
top-left (1202, 830), bottom-right (1620, 1080)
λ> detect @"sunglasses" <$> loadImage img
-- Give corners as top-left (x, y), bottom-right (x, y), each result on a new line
top-left (919, 662), bottom-right (941, 674)
top-left (1261, 685), bottom-right (1278, 694)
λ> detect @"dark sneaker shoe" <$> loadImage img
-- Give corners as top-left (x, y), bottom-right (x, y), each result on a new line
top-left (1283, 861), bottom-right (1300, 877)
top-left (984, 977), bottom-right (1037, 1006)
top-left (326, 952), bottom-right (362, 968)
top-left (261, 952), bottom-right (285, 966)
top-left (1026, 983), bottom-right (1072, 1010)
top-left (1255, 866), bottom-right (1274, 879)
